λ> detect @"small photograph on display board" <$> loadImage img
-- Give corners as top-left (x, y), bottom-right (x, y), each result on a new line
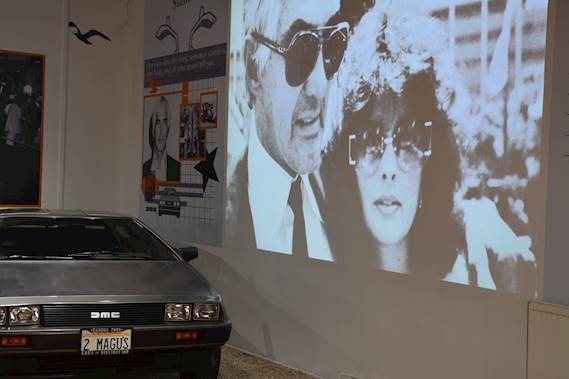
top-left (0, 50), bottom-right (44, 206)
top-left (199, 91), bottom-right (218, 128)
top-left (142, 93), bottom-right (181, 184)
top-left (179, 102), bottom-right (206, 160)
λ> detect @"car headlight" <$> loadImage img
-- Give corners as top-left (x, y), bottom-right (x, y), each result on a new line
top-left (192, 303), bottom-right (220, 321)
top-left (164, 303), bottom-right (192, 321)
top-left (0, 307), bottom-right (5, 325)
top-left (9, 306), bottom-right (40, 326)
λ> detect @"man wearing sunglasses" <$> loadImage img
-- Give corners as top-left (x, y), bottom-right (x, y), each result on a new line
top-left (226, 0), bottom-right (371, 259)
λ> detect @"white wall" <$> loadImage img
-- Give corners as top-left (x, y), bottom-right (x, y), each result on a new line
top-left (64, 0), bottom-right (144, 216)
top-left (116, 0), bottom-right (144, 217)
top-left (0, 1), bottom-right (558, 378)
top-left (117, 1), bottom-right (553, 378)
top-left (543, 0), bottom-right (569, 305)
top-left (64, 0), bottom-right (137, 212)
top-left (190, 246), bottom-right (530, 378)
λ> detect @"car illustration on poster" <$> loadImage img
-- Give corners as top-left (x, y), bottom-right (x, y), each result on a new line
top-left (158, 187), bottom-right (182, 217)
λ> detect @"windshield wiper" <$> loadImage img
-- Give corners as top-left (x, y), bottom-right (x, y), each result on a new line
top-left (0, 254), bottom-right (73, 260)
top-left (67, 251), bottom-right (159, 260)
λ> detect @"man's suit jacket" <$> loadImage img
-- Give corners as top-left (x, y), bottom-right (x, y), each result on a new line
top-left (223, 150), bottom-right (326, 358)
top-left (142, 154), bottom-right (181, 182)
top-left (225, 150), bottom-right (330, 260)
top-left (225, 151), bottom-right (256, 252)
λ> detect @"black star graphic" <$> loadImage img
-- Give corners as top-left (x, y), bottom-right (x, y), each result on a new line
top-left (193, 148), bottom-right (219, 192)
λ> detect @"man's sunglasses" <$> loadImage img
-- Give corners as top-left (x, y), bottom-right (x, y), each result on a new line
top-left (251, 22), bottom-right (350, 87)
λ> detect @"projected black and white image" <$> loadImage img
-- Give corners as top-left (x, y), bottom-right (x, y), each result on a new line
top-left (142, 94), bottom-right (181, 183)
top-left (0, 50), bottom-right (43, 206)
top-left (226, 0), bottom-right (547, 295)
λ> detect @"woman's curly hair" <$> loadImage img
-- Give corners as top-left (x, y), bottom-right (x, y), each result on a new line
top-left (323, 1), bottom-right (468, 276)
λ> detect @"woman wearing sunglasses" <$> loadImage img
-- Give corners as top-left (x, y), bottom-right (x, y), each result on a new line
top-left (324, 77), bottom-right (463, 278)
top-left (321, 2), bottom-right (536, 290)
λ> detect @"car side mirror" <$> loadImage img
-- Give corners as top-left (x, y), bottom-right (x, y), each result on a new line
top-left (178, 246), bottom-right (198, 262)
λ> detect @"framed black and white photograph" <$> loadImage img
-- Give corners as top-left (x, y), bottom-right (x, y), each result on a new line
top-left (0, 50), bottom-right (44, 206)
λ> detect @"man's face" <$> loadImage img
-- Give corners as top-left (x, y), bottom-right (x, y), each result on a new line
top-left (253, 0), bottom-right (340, 175)
top-left (153, 101), bottom-right (169, 154)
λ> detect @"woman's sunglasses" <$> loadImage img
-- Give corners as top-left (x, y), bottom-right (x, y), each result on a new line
top-left (251, 22), bottom-right (350, 87)
top-left (348, 120), bottom-right (433, 175)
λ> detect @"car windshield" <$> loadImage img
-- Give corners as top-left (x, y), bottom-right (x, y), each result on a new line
top-left (0, 217), bottom-right (177, 261)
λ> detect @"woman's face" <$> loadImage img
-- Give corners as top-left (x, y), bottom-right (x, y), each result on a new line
top-left (354, 90), bottom-right (426, 247)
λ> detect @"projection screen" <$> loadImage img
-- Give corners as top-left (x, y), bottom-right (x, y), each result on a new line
top-left (226, 0), bottom-right (548, 296)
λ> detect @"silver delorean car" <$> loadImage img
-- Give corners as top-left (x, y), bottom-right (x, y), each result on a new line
top-left (0, 209), bottom-right (230, 378)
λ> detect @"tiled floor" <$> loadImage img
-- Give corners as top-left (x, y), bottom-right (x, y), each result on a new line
top-left (217, 346), bottom-right (317, 379)
top-left (147, 346), bottom-right (317, 379)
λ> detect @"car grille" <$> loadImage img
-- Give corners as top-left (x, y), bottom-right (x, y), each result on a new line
top-left (42, 303), bottom-right (165, 327)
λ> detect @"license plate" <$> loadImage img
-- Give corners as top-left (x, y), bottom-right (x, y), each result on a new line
top-left (81, 327), bottom-right (132, 356)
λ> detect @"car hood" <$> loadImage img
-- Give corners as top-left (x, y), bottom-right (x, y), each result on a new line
top-left (0, 260), bottom-right (214, 300)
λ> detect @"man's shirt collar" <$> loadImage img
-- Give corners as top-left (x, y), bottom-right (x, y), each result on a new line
top-left (248, 121), bottom-right (294, 253)
top-left (247, 119), bottom-right (325, 254)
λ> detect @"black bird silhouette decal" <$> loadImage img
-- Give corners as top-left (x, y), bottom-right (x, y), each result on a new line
top-left (154, 16), bottom-right (179, 53)
top-left (68, 21), bottom-right (111, 45)
top-left (188, 6), bottom-right (217, 51)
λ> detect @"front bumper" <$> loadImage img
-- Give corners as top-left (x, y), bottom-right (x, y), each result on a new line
top-left (0, 321), bottom-right (231, 377)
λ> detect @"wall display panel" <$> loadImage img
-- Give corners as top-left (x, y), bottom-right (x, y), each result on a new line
top-left (226, 0), bottom-right (548, 295)
top-left (543, 0), bottom-right (569, 304)
top-left (0, 50), bottom-right (43, 207)
top-left (141, 0), bottom-right (228, 245)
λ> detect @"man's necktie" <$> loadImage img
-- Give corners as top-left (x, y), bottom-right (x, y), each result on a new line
top-left (288, 178), bottom-right (308, 257)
